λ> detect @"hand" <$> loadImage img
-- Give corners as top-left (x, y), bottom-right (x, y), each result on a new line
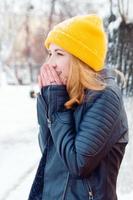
top-left (38, 64), bottom-right (66, 88)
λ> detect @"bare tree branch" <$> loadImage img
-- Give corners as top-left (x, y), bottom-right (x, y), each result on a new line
top-left (126, 0), bottom-right (129, 18)
top-left (109, 0), bottom-right (113, 15)
top-left (48, 0), bottom-right (57, 32)
top-left (117, 0), bottom-right (126, 22)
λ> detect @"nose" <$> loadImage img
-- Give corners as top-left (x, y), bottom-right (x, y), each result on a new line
top-left (46, 55), bottom-right (56, 67)
top-left (46, 56), bottom-right (57, 71)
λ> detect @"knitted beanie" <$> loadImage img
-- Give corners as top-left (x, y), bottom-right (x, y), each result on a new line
top-left (44, 14), bottom-right (108, 71)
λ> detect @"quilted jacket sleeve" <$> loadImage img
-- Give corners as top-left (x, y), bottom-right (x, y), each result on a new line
top-left (37, 85), bottom-right (70, 154)
top-left (49, 86), bottom-right (122, 177)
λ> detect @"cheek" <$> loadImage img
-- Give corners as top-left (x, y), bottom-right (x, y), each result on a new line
top-left (64, 65), bottom-right (70, 77)
top-left (57, 58), bottom-right (70, 76)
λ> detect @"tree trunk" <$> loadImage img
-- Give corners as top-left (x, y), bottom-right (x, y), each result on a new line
top-left (106, 19), bottom-right (133, 96)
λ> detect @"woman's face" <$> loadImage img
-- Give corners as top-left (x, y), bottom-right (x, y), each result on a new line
top-left (46, 43), bottom-right (71, 83)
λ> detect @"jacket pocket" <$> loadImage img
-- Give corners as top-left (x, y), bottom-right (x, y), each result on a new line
top-left (83, 179), bottom-right (94, 200)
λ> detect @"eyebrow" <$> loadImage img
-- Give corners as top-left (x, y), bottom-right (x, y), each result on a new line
top-left (48, 49), bottom-right (65, 53)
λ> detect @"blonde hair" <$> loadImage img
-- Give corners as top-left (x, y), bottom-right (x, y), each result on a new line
top-left (64, 56), bottom-right (107, 109)
top-left (64, 56), bottom-right (126, 109)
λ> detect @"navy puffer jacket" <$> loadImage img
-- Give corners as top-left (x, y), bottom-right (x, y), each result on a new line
top-left (28, 69), bottom-right (128, 200)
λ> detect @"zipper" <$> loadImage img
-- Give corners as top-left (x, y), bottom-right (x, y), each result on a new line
top-left (48, 86), bottom-right (51, 120)
top-left (47, 86), bottom-right (52, 128)
top-left (83, 179), bottom-right (94, 200)
top-left (88, 183), bottom-right (94, 200)
top-left (61, 173), bottom-right (70, 200)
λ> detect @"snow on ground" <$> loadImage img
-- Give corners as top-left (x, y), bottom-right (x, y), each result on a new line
top-left (0, 85), bottom-right (133, 200)
top-left (0, 85), bottom-right (41, 200)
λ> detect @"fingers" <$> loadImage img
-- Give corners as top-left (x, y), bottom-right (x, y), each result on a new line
top-left (60, 74), bottom-right (67, 85)
top-left (48, 65), bottom-right (63, 85)
top-left (40, 64), bottom-right (51, 85)
top-left (41, 68), bottom-right (48, 85)
top-left (45, 65), bottom-right (57, 84)
top-left (39, 63), bottom-right (64, 86)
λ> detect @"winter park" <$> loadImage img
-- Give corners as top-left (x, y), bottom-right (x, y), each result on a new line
top-left (0, 0), bottom-right (133, 200)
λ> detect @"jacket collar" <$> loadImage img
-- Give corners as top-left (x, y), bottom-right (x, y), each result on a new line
top-left (97, 68), bottom-right (116, 80)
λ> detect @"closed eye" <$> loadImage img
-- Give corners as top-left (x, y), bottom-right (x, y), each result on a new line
top-left (47, 52), bottom-right (63, 56)
top-left (57, 52), bottom-right (64, 56)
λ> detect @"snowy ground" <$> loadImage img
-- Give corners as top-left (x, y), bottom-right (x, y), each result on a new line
top-left (0, 85), bottom-right (41, 200)
top-left (0, 85), bottom-right (133, 200)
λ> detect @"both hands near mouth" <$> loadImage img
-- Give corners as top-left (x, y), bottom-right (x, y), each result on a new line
top-left (38, 64), bottom-right (67, 88)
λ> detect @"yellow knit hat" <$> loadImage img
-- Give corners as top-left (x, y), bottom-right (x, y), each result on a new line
top-left (44, 14), bottom-right (108, 71)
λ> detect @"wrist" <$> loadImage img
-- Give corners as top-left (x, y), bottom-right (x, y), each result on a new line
top-left (41, 85), bottom-right (70, 120)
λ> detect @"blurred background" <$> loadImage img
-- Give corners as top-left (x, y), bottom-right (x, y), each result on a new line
top-left (0, 0), bottom-right (133, 199)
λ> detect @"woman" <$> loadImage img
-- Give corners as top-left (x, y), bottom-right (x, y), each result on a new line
top-left (28, 14), bottom-right (128, 200)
